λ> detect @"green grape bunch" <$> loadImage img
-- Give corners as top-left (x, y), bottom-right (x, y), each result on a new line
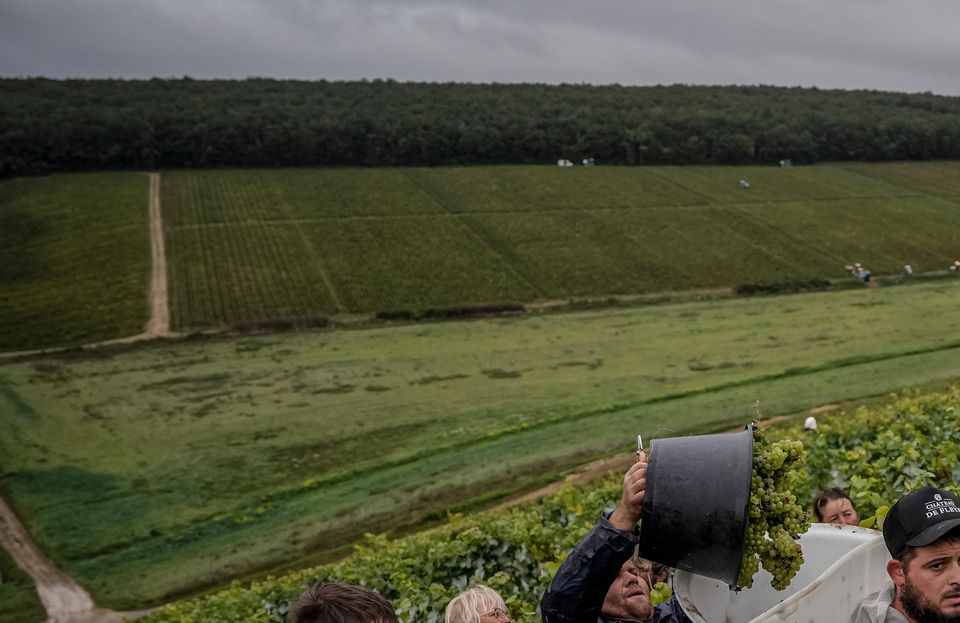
top-left (738, 428), bottom-right (810, 590)
top-left (649, 582), bottom-right (673, 607)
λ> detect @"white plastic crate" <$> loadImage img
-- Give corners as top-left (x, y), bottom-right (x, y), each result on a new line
top-left (675, 523), bottom-right (890, 623)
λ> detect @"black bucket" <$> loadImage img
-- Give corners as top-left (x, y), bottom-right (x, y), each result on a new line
top-left (638, 427), bottom-right (753, 586)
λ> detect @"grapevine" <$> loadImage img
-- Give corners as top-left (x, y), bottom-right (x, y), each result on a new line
top-left (738, 426), bottom-right (810, 590)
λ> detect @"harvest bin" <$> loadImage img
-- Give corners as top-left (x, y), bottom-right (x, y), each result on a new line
top-left (674, 523), bottom-right (889, 623)
top-left (638, 427), bottom-right (754, 586)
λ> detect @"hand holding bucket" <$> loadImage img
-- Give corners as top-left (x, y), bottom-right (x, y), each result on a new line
top-left (610, 450), bottom-right (648, 531)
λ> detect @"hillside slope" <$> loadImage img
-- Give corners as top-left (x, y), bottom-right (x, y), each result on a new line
top-left (4, 162), bottom-right (960, 350)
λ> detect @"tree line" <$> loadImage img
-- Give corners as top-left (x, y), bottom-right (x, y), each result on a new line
top-left (2, 78), bottom-right (960, 177)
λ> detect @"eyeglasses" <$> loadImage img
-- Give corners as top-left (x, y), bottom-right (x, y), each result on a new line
top-left (480, 607), bottom-right (511, 621)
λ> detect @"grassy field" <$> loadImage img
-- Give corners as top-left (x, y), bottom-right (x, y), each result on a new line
top-left (2, 279), bottom-right (960, 609)
top-left (0, 173), bottom-right (151, 350)
top-left (4, 163), bottom-right (960, 348)
top-left (842, 161), bottom-right (960, 200)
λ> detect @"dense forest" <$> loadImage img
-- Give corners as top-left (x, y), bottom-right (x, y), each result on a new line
top-left (2, 78), bottom-right (960, 177)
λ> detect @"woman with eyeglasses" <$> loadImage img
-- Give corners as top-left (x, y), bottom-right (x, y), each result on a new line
top-left (445, 585), bottom-right (512, 623)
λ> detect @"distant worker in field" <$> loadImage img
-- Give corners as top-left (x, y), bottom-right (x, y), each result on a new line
top-left (804, 416), bottom-right (818, 432)
top-left (288, 582), bottom-right (397, 623)
top-left (851, 486), bottom-right (960, 623)
top-left (540, 453), bottom-right (692, 623)
top-left (445, 585), bottom-right (511, 623)
top-left (739, 179), bottom-right (750, 189)
top-left (847, 263), bottom-right (871, 283)
top-left (950, 259), bottom-right (960, 272)
top-left (813, 487), bottom-right (859, 526)
top-left (902, 264), bottom-right (913, 277)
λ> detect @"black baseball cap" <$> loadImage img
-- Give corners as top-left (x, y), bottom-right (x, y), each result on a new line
top-left (883, 486), bottom-right (960, 557)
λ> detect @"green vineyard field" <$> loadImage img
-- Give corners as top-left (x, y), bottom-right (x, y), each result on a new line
top-left (4, 163), bottom-right (960, 348)
top-left (162, 163), bottom-right (960, 330)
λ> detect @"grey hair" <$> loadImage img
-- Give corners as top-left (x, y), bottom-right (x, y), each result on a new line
top-left (444, 586), bottom-right (508, 623)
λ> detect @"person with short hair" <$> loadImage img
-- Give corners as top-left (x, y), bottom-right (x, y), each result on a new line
top-left (445, 585), bottom-right (511, 623)
top-left (540, 454), bottom-right (691, 622)
top-left (851, 486), bottom-right (960, 622)
top-left (814, 487), bottom-right (860, 526)
top-left (288, 582), bottom-right (397, 623)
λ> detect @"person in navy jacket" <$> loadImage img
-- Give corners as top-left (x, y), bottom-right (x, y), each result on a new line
top-left (540, 453), bottom-right (692, 623)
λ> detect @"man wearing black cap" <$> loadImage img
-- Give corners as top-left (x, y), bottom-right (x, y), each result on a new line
top-left (852, 486), bottom-right (960, 623)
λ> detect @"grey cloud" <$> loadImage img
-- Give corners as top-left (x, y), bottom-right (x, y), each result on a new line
top-left (0, 0), bottom-right (958, 95)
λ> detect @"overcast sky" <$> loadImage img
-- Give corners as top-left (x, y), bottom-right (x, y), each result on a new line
top-left (2, 0), bottom-right (959, 95)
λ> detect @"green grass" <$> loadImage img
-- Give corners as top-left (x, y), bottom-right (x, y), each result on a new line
top-left (2, 280), bottom-right (960, 608)
top-left (166, 222), bottom-right (341, 324)
top-left (0, 173), bottom-right (151, 350)
top-left (400, 166), bottom-right (710, 210)
top-left (0, 544), bottom-right (44, 623)
top-left (841, 161), bottom-right (960, 200)
top-left (306, 217), bottom-right (540, 311)
top-left (468, 206), bottom-right (827, 295)
top-left (160, 163), bottom-right (960, 330)
top-left (736, 196), bottom-right (960, 274)
top-left (649, 164), bottom-right (919, 203)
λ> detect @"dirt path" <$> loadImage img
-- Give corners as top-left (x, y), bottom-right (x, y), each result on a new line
top-left (142, 172), bottom-right (170, 338)
top-left (0, 496), bottom-right (151, 623)
top-left (112, 171), bottom-right (172, 343)
top-left (499, 454), bottom-right (635, 508)
top-left (498, 406), bottom-right (840, 510)
top-left (0, 496), bottom-right (94, 618)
